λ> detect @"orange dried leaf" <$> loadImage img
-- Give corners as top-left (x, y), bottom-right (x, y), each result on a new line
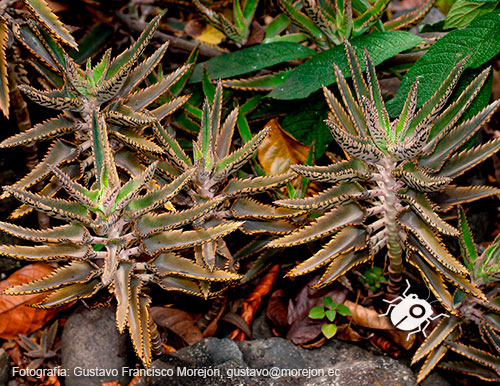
top-left (0, 263), bottom-right (57, 339)
top-left (230, 264), bottom-right (280, 341)
top-left (257, 119), bottom-right (310, 175)
top-left (150, 306), bottom-right (203, 346)
top-left (344, 300), bottom-right (396, 330)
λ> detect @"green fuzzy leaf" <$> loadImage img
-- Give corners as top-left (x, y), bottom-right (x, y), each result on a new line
top-left (387, 11), bottom-right (500, 116)
top-left (336, 304), bottom-right (352, 316)
top-left (190, 42), bottom-right (316, 82)
top-left (269, 31), bottom-right (423, 100)
top-left (444, 0), bottom-right (498, 29)
top-left (322, 323), bottom-right (337, 338)
top-left (309, 305), bottom-right (325, 319)
top-left (325, 309), bottom-right (336, 322)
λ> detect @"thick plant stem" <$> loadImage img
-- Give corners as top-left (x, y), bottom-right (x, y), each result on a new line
top-left (376, 158), bottom-right (404, 294)
top-left (386, 214), bottom-right (404, 294)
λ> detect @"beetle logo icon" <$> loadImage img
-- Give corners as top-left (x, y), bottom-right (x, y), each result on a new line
top-left (380, 280), bottom-right (448, 340)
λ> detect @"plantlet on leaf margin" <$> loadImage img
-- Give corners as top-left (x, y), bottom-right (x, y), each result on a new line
top-left (270, 41), bottom-right (500, 306)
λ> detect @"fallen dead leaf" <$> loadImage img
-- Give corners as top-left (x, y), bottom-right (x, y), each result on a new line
top-left (257, 119), bottom-right (310, 175)
top-left (344, 300), bottom-right (396, 330)
top-left (150, 306), bottom-right (203, 346)
top-left (0, 263), bottom-right (57, 339)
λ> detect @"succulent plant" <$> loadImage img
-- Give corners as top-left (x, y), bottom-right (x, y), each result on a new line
top-left (276, 0), bottom-right (435, 49)
top-left (1, 16), bottom-right (191, 219)
top-left (270, 42), bottom-right (500, 304)
top-left (412, 207), bottom-right (500, 382)
top-left (193, 0), bottom-right (259, 45)
top-left (0, 109), bottom-right (243, 367)
top-left (148, 79), bottom-right (299, 295)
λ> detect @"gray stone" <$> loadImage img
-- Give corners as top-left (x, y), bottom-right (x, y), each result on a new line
top-left (137, 337), bottom-right (420, 386)
top-left (0, 348), bottom-right (9, 386)
top-left (61, 306), bottom-right (130, 386)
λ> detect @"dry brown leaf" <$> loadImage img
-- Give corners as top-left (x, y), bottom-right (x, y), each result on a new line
top-left (257, 119), bottom-right (310, 175)
top-left (336, 324), bottom-right (364, 342)
top-left (385, 329), bottom-right (416, 350)
top-left (230, 264), bottom-right (280, 341)
top-left (344, 300), bottom-right (396, 330)
top-left (0, 263), bottom-right (57, 339)
top-left (266, 289), bottom-right (288, 328)
top-left (185, 20), bottom-right (225, 45)
top-left (150, 306), bottom-right (203, 346)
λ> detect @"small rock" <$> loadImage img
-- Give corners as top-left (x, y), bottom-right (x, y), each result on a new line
top-left (61, 306), bottom-right (130, 386)
top-left (0, 348), bottom-right (9, 386)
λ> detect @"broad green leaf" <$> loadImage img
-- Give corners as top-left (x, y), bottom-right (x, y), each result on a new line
top-left (325, 309), bottom-right (336, 321)
top-left (309, 305), bottom-right (325, 319)
top-left (322, 323), bottom-right (337, 338)
top-left (444, 0), bottom-right (498, 29)
top-left (269, 31), bottom-right (423, 100)
top-left (387, 11), bottom-right (500, 116)
top-left (336, 304), bottom-right (352, 316)
top-left (190, 42), bottom-right (316, 82)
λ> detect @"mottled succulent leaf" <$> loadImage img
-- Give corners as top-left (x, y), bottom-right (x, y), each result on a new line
top-left (439, 361), bottom-right (500, 382)
top-left (127, 65), bottom-right (191, 110)
top-left (445, 341), bottom-right (500, 374)
top-left (275, 182), bottom-right (365, 211)
top-left (0, 222), bottom-right (89, 244)
top-left (19, 85), bottom-right (83, 111)
top-left (107, 16), bottom-right (161, 79)
top-left (5, 261), bottom-right (96, 294)
top-left (231, 198), bottom-right (305, 219)
top-left (23, 0), bottom-right (77, 48)
top-left (383, 0), bottom-right (435, 30)
top-left (0, 115), bottom-right (74, 148)
top-left (419, 100), bottom-right (500, 171)
top-left (285, 226), bottom-right (368, 277)
top-left (397, 190), bottom-right (458, 236)
top-left (409, 251), bottom-right (455, 312)
top-left (457, 206), bottom-right (478, 270)
top-left (408, 236), bottom-right (485, 300)
top-left (313, 248), bottom-right (371, 288)
top-left (223, 173), bottom-right (294, 197)
top-left (431, 185), bottom-right (500, 212)
top-left (0, 17), bottom-right (8, 118)
top-left (125, 169), bottom-right (195, 219)
top-left (0, 244), bottom-right (92, 261)
top-left (398, 210), bottom-right (467, 274)
top-left (4, 186), bottom-right (91, 224)
top-left (215, 127), bottom-right (271, 179)
top-left (268, 203), bottom-right (365, 247)
top-left (114, 262), bottom-right (133, 333)
top-left (136, 198), bottom-right (224, 236)
top-left (34, 279), bottom-right (102, 308)
top-left (412, 315), bottom-right (461, 364)
top-left (119, 42), bottom-right (169, 98)
top-left (151, 253), bottom-right (241, 281)
top-left (437, 138), bottom-right (500, 179)
top-left (142, 222), bottom-right (243, 255)
top-left (392, 163), bottom-right (450, 192)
